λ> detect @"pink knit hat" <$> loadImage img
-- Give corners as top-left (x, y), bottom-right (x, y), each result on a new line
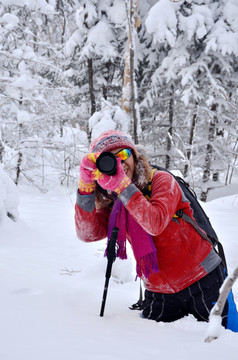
top-left (90, 129), bottom-right (136, 153)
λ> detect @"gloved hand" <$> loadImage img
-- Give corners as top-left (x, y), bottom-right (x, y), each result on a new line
top-left (78, 153), bottom-right (101, 194)
top-left (97, 158), bottom-right (131, 194)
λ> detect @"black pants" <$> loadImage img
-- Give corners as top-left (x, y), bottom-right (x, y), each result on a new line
top-left (142, 263), bottom-right (228, 328)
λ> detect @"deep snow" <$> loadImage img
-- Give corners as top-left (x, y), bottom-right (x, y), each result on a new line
top-left (0, 186), bottom-right (238, 360)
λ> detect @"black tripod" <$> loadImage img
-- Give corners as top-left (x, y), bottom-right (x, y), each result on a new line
top-left (100, 226), bottom-right (119, 317)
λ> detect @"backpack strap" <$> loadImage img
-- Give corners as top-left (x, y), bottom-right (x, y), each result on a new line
top-left (176, 209), bottom-right (228, 273)
top-left (143, 170), bottom-right (216, 245)
top-left (176, 210), bottom-right (213, 244)
top-left (142, 168), bottom-right (181, 221)
top-left (141, 168), bottom-right (156, 200)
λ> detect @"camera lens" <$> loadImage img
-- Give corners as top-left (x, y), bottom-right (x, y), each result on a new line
top-left (96, 152), bottom-right (117, 175)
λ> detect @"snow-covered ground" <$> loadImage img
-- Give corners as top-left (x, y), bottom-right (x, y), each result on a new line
top-left (0, 186), bottom-right (238, 360)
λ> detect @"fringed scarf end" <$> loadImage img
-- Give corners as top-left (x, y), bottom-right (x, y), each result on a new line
top-left (116, 246), bottom-right (127, 260)
top-left (136, 251), bottom-right (159, 279)
top-left (104, 237), bottom-right (127, 260)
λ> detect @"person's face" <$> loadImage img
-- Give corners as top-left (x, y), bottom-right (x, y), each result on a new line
top-left (111, 148), bottom-right (135, 180)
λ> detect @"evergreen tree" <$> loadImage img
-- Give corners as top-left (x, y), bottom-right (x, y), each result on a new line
top-left (0, 1), bottom-right (84, 188)
top-left (140, 0), bottom-right (238, 199)
top-left (65, 0), bottom-right (127, 140)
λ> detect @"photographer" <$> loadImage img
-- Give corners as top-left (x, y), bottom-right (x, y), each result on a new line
top-left (75, 129), bottom-right (238, 330)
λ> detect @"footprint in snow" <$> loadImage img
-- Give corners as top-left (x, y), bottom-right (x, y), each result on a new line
top-left (11, 288), bottom-right (43, 295)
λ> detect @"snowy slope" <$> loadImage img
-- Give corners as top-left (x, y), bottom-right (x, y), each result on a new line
top-left (0, 187), bottom-right (238, 360)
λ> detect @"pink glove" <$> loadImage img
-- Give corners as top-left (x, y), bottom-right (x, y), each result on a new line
top-left (97, 158), bottom-right (131, 194)
top-left (78, 153), bottom-right (100, 194)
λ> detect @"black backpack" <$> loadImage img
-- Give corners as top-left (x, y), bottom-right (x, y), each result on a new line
top-left (130, 165), bottom-right (227, 310)
top-left (152, 165), bottom-right (227, 270)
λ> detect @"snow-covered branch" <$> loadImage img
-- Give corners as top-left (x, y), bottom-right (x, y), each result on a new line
top-left (205, 267), bottom-right (238, 343)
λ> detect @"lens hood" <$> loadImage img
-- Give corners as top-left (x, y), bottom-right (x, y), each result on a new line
top-left (96, 152), bottom-right (117, 175)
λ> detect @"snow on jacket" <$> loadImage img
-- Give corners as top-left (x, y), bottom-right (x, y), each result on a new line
top-left (75, 171), bottom-right (221, 294)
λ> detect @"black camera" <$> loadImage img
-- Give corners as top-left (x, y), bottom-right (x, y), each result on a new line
top-left (96, 152), bottom-right (117, 175)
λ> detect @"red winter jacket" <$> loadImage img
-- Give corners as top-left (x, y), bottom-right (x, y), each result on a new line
top-left (75, 171), bottom-right (220, 294)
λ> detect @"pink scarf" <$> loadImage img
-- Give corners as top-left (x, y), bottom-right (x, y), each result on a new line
top-left (107, 199), bottom-right (159, 278)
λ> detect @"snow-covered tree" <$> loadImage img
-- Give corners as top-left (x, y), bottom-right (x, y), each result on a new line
top-left (0, 1), bottom-right (87, 188)
top-left (65, 0), bottom-right (129, 140)
top-left (0, 0), bottom-right (237, 197)
top-left (140, 0), bottom-right (238, 199)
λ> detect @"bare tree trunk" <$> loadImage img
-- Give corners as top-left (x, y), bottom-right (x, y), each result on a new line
top-left (122, 0), bottom-right (140, 144)
top-left (56, 0), bottom-right (66, 44)
top-left (88, 58), bottom-right (96, 116)
top-left (102, 61), bottom-right (111, 100)
top-left (15, 98), bottom-right (23, 185)
top-left (165, 86), bottom-right (174, 170)
top-left (225, 138), bottom-right (238, 185)
top-left (229, 154), bottom-right (238, 184)
top-left (184, 104), bottom-right (198, 178)
top-left (130, 41), bottom-right (139, 144)
top-left (200, 103), bottom-right (217, 202)
top-left (0, 139), bottom-right (4, 163)
top-left (16, 142), bottom-right (22, 186)
top-left (87, 58), bottom-right (96, 142)
top-left (122, 49), bottom-right (130, 113)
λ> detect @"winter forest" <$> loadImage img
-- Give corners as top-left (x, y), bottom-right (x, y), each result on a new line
top-left (1, 1), bottom-right (238, 357)
top-left (0, 0), bottom-right (238, 200)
